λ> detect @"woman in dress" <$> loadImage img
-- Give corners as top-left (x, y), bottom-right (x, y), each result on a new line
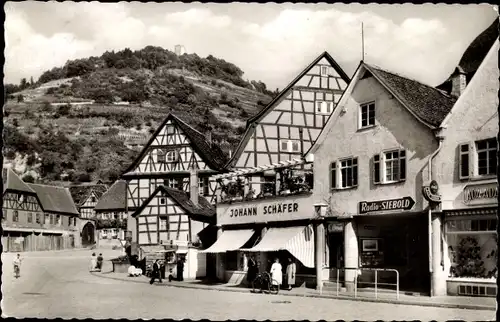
top-left (285, 258), bottom-right (296, 290)
top-left (89, 253), bottom-right (97, 272)
top-left (270, 258), bottom-right (282, 288)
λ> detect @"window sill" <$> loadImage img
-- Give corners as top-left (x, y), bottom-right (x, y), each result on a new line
top-left (357, 125), bottom-right (377, 132)
top-left (374, 180), bottom-right (406, 186)
top-left (460, 175), bottom-right (497, 182)
top-left (331, 186), bottom-right (358, 192)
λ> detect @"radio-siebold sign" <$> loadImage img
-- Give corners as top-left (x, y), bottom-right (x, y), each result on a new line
top-left (219, 199), bottom-right (311, 224)
top-left (359, 197), bottom-right (415, 214)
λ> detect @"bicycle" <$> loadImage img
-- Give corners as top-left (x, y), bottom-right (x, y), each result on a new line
top-left (251, 271), bottom-right (279, 295)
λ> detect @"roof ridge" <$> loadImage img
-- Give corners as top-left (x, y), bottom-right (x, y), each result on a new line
top-left (365, 63), bottom-right (455, 99)
top-left (28, 183), bottom-right (68, 189)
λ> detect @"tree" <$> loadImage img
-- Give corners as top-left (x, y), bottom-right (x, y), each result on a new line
top-left (23, 174), bottom-right (35, 183)
top-left (17, 94), bottom-right (24, 103)
top-left (20, 78), bottom-right (28, 89)
top-left (30, 76), bottom-right (34, 86)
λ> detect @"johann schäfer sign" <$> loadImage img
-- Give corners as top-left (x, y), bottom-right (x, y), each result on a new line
top-left (359, 197), bottom-right (415, 214)
top-left (217, 194), bottom-right (314, 225)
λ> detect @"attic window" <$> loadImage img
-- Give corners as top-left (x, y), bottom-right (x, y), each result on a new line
top-left (157, 149), bottom-right (167, 163)
top-left (160, 197), bottom-right (166, 205)
top-left (360, 102), bottom-right (376, 129)
top-left (320, 66), bottom-right (329, 76)
top-left (280, 140), bottom-right (300, 153)
top-left (316, 101), bottom-right (333, 114)
top-left (166, 126), bottom-right (175, 135)
top-left (91, 196), bottom-right (96, 203)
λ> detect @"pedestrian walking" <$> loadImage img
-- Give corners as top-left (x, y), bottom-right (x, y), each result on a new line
top-left (13, 254), bottom-right (22, 279)
top-left (270, 258), bottom-right (282, 287)
top-left (149, 259), bottom-right (162, 284)
top-left (246, 255), bottom-right (258, 286)
top-left (89, 253), bottom-right (97, 272)
top-left (285, 258), bottom-right (296, 290)
top-left (96, 253), bottom-right (104, 271)
top-left (177, 257), bottom-right (185, 281)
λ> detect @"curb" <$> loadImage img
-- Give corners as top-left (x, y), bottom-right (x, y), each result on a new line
top-left (90, 272), bottom-right (495, 311)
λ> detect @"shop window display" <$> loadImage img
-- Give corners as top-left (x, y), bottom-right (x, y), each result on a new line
top-left (446, 219), bottom-right (497, 279)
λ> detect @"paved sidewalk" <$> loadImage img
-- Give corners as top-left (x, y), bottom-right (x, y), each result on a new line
top-left (91, 270), bottom-right (496, 311)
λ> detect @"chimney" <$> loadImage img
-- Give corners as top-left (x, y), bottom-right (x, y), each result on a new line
top-left (189, 169), bottom-right (199, 206)
top-left (450, 68), bottom-right (467, 98)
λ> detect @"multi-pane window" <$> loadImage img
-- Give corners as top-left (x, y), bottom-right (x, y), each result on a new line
top-left (360, 102), bottom-right (375, 128)
top-left (27, 213), bottom-right (33, 223)
top-left (320, 66), bottom-right (329, 76)
top-left (280, 140), bottom-right (300, 153)
top-left (198, 177), bottom-right (210, 196)
top-left (157, 149), bottom-right (166, 163)
top-left (166, 150), bottom-right (178, 162)
top-left (477, 139), bottom-right (497, 176)
top-left (330, 157), bottom-right (358, 189)
top-left (316, 101), bottom-right (333, 114)
top-left (373, 150), bottom-right (406, 184)
top-left (167, 178), bottom-right (179, 189)
top-left (91, 196), bottom-right (97, 203)
top-left (160, 218), bottom-right (168, 231)
top-left (13, 210), bottom-right (19, 222)
top-left (36, 213), bottom-right (41, 224)
top-left (459, 138), bottom-right (498, 179)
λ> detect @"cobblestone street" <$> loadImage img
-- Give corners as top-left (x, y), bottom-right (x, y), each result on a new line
top-left (1, 249), bottom-right (495, 320)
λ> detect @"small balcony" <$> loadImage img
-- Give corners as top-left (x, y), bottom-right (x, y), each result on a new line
top-left (214, 159), bottom-right (314, 204)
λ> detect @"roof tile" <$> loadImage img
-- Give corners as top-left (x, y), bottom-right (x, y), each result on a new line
top-left (94, 180), bottom-right (127, 212)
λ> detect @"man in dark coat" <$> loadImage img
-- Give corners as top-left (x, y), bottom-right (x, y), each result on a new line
top-left (177, 257), bottom-right (185, 281)
top-left (246, 255), bottom-right (258, 286)
top-left (149, 259), bottom-right (162, 284)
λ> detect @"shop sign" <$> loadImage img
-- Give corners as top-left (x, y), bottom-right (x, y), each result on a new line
top-left (423, 180), bottom-right (441, 203)
top-left (218, 195), bottom-right (313, 225)
top-left (463, 183), bottom-right (498, 205)
top-left (328, 222), bottom-right (344, 232)
top-left (359, 197), bottom-right (415, 214)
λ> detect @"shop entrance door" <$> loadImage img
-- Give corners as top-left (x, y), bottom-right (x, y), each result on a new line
top-left (328, 232), bottom-right (344, 268)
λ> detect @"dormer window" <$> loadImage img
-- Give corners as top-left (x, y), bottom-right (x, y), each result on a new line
top-left (316, 101), bottom-right (333, 114)
top-left (280, 140), bottom-right (300, 153)
top-left (166, 150), bottom-right (179, 162)
top-left (320, 66), bottom-right (329, 76)
top-left (91, 196), bottom-right (96, 203)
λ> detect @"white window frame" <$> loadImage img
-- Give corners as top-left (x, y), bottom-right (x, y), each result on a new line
top-left (280, 140), bottom-right (300, 153)
top-left (359, 102), bottom-right (376, 129)
top-left (167, 178), bottom-right (178, 189)
top-left (166, 150), bottom-right (179, 163)
top-left (330, 157), bottom-right (358, 190)
top-left (476, 138), bottom-right (497, 177)
top-left (320, 66), bottom-right (329, 76)
top-left (160, 218), bottom-right (167, 231)
top-left (373, 149), bottom-right (406, 184)
top-left (316, 101), bottom-right (333, 115)
top-left (459, 138), bottom-right (498, 180)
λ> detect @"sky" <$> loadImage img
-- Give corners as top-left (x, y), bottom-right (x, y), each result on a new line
top-left (4, 2), bottom-right (498, 89)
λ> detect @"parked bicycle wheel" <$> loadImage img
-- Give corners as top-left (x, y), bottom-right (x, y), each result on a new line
top-left (252, 275), bottom-right (263, 293)
top-left (269, 279), bottom-right (279, 295)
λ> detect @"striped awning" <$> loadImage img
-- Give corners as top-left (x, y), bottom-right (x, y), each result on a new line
top-left (212, 158), bottom-right (308, 180)
top-left (200, 229), bottom-right (255, 253)
top-left (242, 226), bottom-right (315, 268)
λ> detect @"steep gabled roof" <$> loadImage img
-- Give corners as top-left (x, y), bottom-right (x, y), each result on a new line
top-left (3, 168), bottom-right (36, 195)
top-left (226, 51), bottom-right (350, 169)
top-left (27, 183), bottom-right (79, 216)
top-left (94, 180), bottom-right (127, 212)
top-left (365, 64), bottom-right (457, 128)
top-left (308, 62), bottom-right (456, 155)
top-left (69, 184), bottom-right (108, 207)
top-left (131, 185), bottom-right (215, 224)
top-left (123, 113), bottom-right (228, 175)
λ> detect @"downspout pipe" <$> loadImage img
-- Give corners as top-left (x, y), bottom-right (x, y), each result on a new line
top-left (427, 135), bottom-right (443, 275)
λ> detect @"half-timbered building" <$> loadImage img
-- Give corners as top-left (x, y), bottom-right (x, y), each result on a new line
top-left (94, 180), bottom-right (127, 240)
top-left (69, 182), bottom-right (108, 220)
top-left (2, 168), bottom-right (81, 252)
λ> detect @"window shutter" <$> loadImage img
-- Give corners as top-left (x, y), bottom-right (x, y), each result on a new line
top-left (330, 162), bottom-right (337, 189)
top-left (373, 155), bottom-right (381, 184)
top-left (399, 150), bottom-right (406, 181)
top-left (459, 143), bottom-right (470, 179)
top-left (353, 158), bottom-right (358, 186)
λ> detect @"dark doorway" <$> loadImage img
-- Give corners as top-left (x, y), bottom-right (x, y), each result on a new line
top-left (206, 253), bottom-right (217, 279)
top-left (82, 222), bottom-right (95, 247)
top-left (327, 232), bottom-right (344, 268)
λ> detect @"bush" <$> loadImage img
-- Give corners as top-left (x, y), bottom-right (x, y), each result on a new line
top-left (239, 109), bottom-right (249, 118)
top-left (22, 174), bottom-right (35, 183)
top-left (58, 104), bottom-right (71, 116)
top-left (12, 118), bottom-right (19, 127)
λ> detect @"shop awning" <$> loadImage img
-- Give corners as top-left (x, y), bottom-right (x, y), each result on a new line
top-left (200, 229), bottom-right (255, 253)
top-left (242, 226), bottom-right (315, 268)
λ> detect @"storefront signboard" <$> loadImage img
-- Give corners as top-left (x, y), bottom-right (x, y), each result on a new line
top-left (463, 182), bottom-right (498, 206)
top-left (328, 222), bottom-right (344, 232)
top-left (358, 197), bottom-right (415, 214)
top-left (217, 194), bottom-right (313, 225)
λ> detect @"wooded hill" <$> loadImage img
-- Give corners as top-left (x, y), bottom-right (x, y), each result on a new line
top-left (4, 46), bottom-right (275, 185)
